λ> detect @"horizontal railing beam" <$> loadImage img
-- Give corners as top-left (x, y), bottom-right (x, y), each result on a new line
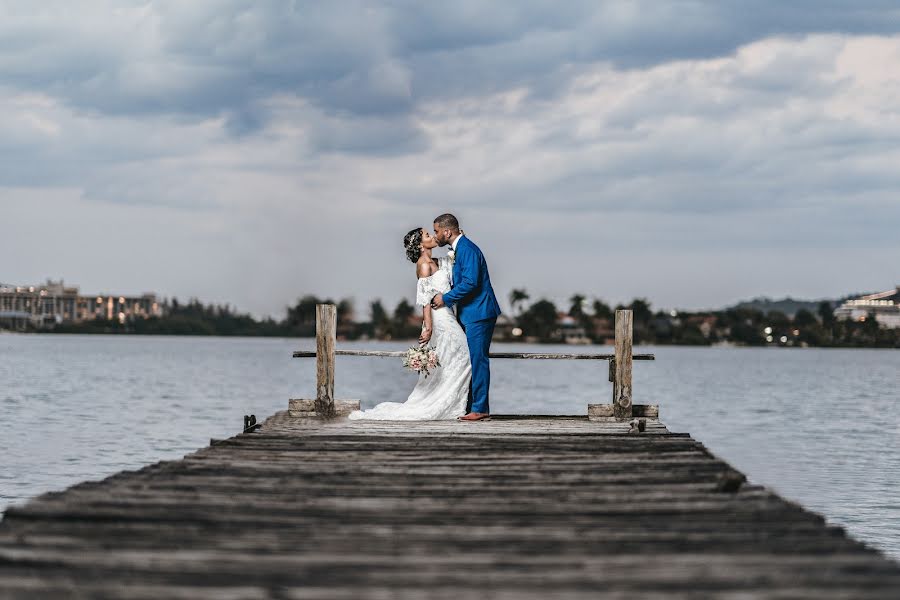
top-left (293, 350), bottom-right (655, 360)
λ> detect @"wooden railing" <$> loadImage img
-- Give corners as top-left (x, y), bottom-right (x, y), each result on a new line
top-left (292, 304), bottom-right (655, 420)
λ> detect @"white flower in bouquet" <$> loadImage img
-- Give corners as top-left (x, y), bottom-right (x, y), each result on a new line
top-left (403, 345), bottom-right (440, 378)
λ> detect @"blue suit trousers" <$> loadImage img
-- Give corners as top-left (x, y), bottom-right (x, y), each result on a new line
top-left (463, 317), bottom-right (496, 414)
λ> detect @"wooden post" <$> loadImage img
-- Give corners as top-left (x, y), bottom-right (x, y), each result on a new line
top-left (288, 303), bottom-right (360, 419)
top-left (613, 309), bottom-right (633, 420)
top-left (315, 304), bottom-right (336, 418)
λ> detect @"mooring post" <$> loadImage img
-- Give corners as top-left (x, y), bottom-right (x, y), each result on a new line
top-left (613, 309), bottom-right (633, 420)
top-left (315, 304), bottom-right (337, 418)
top-left (287, 303), bottom-right (360, 418)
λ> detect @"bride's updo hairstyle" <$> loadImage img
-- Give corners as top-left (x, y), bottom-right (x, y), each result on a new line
top-left (403, 228), bottom-right (424, 263)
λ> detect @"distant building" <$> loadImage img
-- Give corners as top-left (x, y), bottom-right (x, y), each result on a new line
top-left (588, 317), bottom-right (615, 345)
top-left (557, 314), bottom-right (590, 345)
top-left (686, 315), bottom-right (718, 338)
top-left (0, 280), bottom-right (162, 330)
top-left (833, 287), bottom-right (900, 329)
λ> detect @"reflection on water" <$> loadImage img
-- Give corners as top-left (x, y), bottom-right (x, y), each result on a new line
top-left (1, 334), bottom-right (898, 559)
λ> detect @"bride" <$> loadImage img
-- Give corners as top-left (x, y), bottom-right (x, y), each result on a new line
top-left (348, 227), bottom-right (471, 420)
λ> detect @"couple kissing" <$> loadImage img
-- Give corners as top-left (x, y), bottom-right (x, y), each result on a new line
top-left (349, 213), bottom-right (501, 422)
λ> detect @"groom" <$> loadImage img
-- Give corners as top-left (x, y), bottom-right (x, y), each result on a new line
top-left (430, 213), bottom-right (501, 421)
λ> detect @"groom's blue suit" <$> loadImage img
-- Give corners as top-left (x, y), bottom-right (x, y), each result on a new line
top-left (441, 236), bottom-right (501, 414)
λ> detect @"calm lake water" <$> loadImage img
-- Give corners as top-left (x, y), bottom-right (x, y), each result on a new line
top-left (1, 334), bottom-right (898, 559)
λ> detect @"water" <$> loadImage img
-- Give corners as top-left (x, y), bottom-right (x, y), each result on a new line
top-left (1, 334), bottom-right (898, 559)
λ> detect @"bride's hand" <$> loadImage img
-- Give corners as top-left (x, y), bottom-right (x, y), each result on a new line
top-left (419, 326), bottom-right (432, 345)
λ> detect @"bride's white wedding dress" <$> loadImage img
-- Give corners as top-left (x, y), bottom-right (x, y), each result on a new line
top-left (349, 257), bottom-right (471, 420)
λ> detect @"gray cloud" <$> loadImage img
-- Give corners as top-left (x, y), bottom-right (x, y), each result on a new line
top-left (2, 2), bottom-right (900, 316)
top-left (4, 2), bottom-right (900, 132)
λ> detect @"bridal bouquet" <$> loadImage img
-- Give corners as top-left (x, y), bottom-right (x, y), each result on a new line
top-left (403, 345), bottom-right (440, 378)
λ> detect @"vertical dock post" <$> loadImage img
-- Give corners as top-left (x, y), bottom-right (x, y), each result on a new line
top-left (613, 309), bottom-right (633, 420)
top-left (288, 303), bottom-right (360, 418)
top-left (315, 304), bottom-right (336, 418)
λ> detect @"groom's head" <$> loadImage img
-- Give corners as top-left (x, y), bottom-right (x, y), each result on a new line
top-left (433, 213), bottom-right (460, 247)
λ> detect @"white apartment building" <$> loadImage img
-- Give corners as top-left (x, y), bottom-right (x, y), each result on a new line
top-left (0, 280), bottom-right (162, 329)
top-left (833, 287), bottom-right (900, 329)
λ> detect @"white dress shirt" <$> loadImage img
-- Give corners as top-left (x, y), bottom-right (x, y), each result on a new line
top-left (448, 234), bottom-right (463, 284)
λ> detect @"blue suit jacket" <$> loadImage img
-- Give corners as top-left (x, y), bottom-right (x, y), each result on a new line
top-left (442, 236), bottom-right (502, 325)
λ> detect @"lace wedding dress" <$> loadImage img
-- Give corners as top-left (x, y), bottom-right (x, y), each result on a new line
top-left (349, 257), bottom-right (471, 420)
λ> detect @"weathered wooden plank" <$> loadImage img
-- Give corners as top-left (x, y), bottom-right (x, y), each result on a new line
top-left (588, 404), bottom-right (659, 419)
top-left (0, 550), bottom-right (898, 597)
top-left (5, 523), bottom-right (862, 555)
top-left (289, 398), bottom-right (360, 417)
top-left (314, 304), bottom-right (337, 417)
top-left (613, 309), bottom-right (634, 420)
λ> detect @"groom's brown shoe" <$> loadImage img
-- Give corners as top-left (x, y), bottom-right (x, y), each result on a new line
top-left (458, 412), bottom-right (491, 421)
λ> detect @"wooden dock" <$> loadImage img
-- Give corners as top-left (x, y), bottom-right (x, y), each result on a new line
top-left (2, 411), bottom-right (900, 598)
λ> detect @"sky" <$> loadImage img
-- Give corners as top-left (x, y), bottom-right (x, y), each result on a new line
top-left (2, 1), bottom-right (900, 319)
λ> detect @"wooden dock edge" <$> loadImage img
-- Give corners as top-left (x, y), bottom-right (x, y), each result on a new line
top-left (285, 403), bottom-right (659, 421)
top-left (289, 398), bottom-right (360, 418)
top-left (588, 403), bottom-right (659, 421)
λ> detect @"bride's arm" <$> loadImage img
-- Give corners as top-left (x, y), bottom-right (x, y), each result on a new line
top-left (415, 260), bottom-right (437, 344)
top-left (419, 304), bottom-right (433, 345)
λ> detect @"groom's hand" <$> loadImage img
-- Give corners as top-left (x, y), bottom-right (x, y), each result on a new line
top-left (431, 293), bottom-right (445, 309)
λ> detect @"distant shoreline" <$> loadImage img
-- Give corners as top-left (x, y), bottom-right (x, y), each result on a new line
top-left (4, 329), bottom-right (898, 349)
top-left (3, 293), bottom-right (898, 349)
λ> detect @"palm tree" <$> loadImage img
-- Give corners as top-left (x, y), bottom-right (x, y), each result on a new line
top-left (336, 298), bottom-right (355, 324)
top-left (369, 299), bottom-right (389, 338)
top-left (509, 288), bottom-right (530, 317)
top-left (519, 299), bottom-right (559, 342)
top-left (370, 299), bottom-right (388, 327)
top-left (286, 295), bottom-right (321, 326)
top-left (628, 298), bottom-right (653, 323)
top-left (592, 299), bottom-right (613, 320)
top-left (569, 294), bottom-right (586, 319)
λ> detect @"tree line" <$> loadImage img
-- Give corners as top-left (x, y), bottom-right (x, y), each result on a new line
top-left (509, 290), bottom-right (898, 348)
top-left (47, 291), bottom-right (900, 348)
top-left (49, 295), bottom-right (420, 339)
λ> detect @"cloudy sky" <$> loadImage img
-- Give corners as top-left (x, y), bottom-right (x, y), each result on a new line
top-left (2, 1), bottom-right (899, 318)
